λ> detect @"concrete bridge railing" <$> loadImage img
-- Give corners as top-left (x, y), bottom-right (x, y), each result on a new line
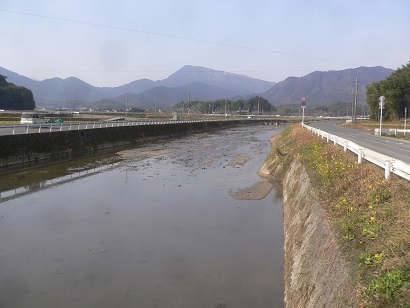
top-left (302, 123), bottom-right (410, 181)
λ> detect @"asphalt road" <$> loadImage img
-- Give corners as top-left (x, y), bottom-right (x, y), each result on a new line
top-left (308, 120), bottom-right (410, 164)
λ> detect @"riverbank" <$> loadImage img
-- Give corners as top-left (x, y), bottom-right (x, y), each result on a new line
top-left (0, 120), bottom-right (269, 172)
top-left (259, 124), bottom-right (409, 307)
top-left (0, 125), bottom-right (285, 307)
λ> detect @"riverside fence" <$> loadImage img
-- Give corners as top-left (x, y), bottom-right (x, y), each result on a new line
top-left (302, 123), bottom-right (410, 181)
top-left (0, 118), bottom-right (223, 135)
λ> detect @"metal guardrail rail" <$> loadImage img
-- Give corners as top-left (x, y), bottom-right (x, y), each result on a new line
top-left (302, 123), bottom-right (410, 181)
top-left (0, 118), bottom-right (242, 135)
top-left (374, 128), bottom-right (410, 136)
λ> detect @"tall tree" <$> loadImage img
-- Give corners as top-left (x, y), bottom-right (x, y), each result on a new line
top-left (0, 75), bottom-right (36, 110)
top-left (366, 62), bottom-right (410, 120)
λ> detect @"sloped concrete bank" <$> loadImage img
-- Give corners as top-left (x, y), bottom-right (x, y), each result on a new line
top-left (259, 135), bottom-right (356, 307)
top-left (0, 120), bottom-right (256, 171)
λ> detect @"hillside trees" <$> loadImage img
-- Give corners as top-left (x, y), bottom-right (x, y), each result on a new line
top-left (0, 75), bottom-right (35, 110)
top-left (174, 96), bottom-right (276, 114)
top-left (366, 62), bottom-right (410, 120)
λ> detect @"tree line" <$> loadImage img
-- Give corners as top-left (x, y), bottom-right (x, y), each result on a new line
top-left (0, 75), bottom-right (35, 110)
top-left (173, 96), bottom-right (276, 115)
top-left (366, 62), bottom-right (410, 120)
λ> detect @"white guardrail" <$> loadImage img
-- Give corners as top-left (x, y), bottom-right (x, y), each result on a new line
top-left (0, 118), bottom-right (240, 135)
top-left (302, 123), bottom-right (410, 181)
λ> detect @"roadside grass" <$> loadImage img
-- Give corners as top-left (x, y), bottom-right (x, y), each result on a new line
top-left (0, 121), bottom-right (20, 125)
top-left (286, 123), bottom-right (410, 307)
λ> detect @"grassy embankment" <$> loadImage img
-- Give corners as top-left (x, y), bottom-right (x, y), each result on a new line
top-left (274, 123), bottom-right (409, 307)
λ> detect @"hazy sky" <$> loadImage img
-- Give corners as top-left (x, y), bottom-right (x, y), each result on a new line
top-left (1, 0), bottom-right (409, 87)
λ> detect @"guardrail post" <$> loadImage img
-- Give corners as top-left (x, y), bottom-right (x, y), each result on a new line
top-left (344, 141), bottom-right (347, 152)
top-left (326, 134), bottom-right (329, 142)
top-left (50, 124), bottom-right (52, 132)
top-left (60, 124), bottom-right (63, 131)
top-left (358, 149), bottom-right (363, 164)
top-left (334, 137), bottom-right (337, 145)
top-left (13, 126), bottom-right (16, 135)
top-left (385, 161), bottom-right (391, 179)
top-left (38, 125), bottom-right (42, 133)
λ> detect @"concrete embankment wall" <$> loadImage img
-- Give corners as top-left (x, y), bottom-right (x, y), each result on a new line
top-left (282, 161), bottom-right (355, 307)
top-left (0, 120), bottom-right (258, 170)
top-left (259, 133), bottom-right (356, 307)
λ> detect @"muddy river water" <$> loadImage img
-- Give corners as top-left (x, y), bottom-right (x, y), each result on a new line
top-left (0, 125), bottom-right (284, 308)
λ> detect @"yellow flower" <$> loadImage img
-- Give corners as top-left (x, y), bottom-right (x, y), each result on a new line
top-left (370, 216), bottom-right (375, 221)
top-left (349, 207), bottom-right (354, 212)
top-left (363, 228), bottom-right (367, 233)
top-left (368, 205), bottom-right (373, 209)
top-left (374, 253), bottom-right (380, 259)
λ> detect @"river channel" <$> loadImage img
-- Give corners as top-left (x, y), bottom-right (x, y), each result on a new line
top-left (0, 125), bottom-right (284, 308)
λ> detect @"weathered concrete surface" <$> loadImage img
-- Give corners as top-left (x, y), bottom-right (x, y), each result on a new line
top-left (258, 134), bottom-right (356, 307)
top-left (282, 161), bottom-right (355, 307)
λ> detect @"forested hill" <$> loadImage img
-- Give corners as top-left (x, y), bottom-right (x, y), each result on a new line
top-left (0, 75), bottom-right (35, 110)
top-left (261, 66), bottom-right (393, 105)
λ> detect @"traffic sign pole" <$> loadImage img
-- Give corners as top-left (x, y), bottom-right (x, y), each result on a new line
top-left (301, 97), bottom-right (306, 125)
top-left (379, 96), bottom-right (385, 136)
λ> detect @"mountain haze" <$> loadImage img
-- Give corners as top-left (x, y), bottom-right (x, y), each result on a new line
top-left (262, 66), bottom-right (393, 105)
top-left (0, 65), bottom-right (395, 110)
top-left (0, 65), bottom-right (274, 107)
top-left (160, 65), bottom-right (275, 94)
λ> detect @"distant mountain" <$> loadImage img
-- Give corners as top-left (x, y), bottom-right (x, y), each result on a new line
top-left (262, 66), bottom-right (393, 106)
top-left (0, 67), bottom-right (107, 106)
top-left (0, 65), bottom-right (394, 109)
top-left (139, 81), bottom-right (241, 106)
top-left (91, 81), bottom-right (241, 109)
top-left (160, 65), bottom-right (275, 94)
top-left (0, 65), bottom-right (274, 108)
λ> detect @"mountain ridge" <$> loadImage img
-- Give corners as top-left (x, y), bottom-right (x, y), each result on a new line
top-left (262, 66), bottom-right (393, 105)
top-left (0, 65), bottom-right (394, 109)
top-left (0, 65), bottom-right (274, 107)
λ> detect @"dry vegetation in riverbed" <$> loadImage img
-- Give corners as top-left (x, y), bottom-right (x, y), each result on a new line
top-left (279, 124), bottom-right (410, 307)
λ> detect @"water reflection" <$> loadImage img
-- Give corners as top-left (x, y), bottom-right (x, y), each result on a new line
top-left (0, 126), bottom-right (284, 308)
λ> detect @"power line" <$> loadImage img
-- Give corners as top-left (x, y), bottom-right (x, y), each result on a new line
top-left (6, 68), bottom-right (322, 74)
top-left (0, 8), bottom-right (358, 66)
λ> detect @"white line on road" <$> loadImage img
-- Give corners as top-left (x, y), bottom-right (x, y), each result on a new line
top-left (364, 138), bottom-right (410, 154)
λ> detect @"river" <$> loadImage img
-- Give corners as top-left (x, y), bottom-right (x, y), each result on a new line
top-left (0, 125), bottom-right (284, 308)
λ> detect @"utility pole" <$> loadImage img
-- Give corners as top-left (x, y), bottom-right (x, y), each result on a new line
top-left (188, 94), bottom-right (190, 116)
top-left (225, 99), bottom-right (227, 117)
top-left (257, 99), bottom-right (260, 116)
top-left (353, 77), bottom-right (359, 123)
top-left (379, 96), bottom-right (385, 136)
top-left (351, 89), bottom-right (354, 122)
top-left (125, 93), bottom-right (128, 121)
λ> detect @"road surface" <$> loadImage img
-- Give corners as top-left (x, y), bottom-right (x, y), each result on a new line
top-left (308, 120), bottom-right (410, 164)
